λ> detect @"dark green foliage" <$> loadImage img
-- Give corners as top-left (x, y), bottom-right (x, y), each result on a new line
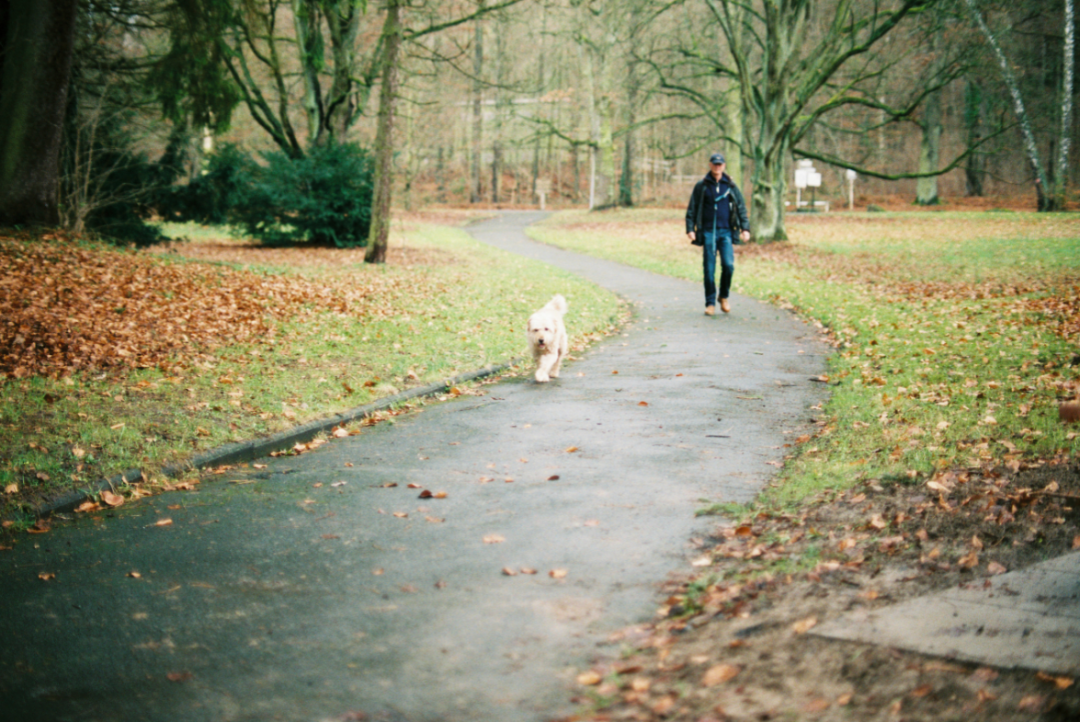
top-left (157, 143), bottom-right (253, 225)
top-left (237, 143), bottom-right (374, 248)
top-left (160, 142), bottom-right (374, 248)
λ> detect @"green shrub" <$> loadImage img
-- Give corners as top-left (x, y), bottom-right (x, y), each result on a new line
top-left (158, 142), bottom-right (253, 226)
top-left (238, 142), bottom-right (374, 248)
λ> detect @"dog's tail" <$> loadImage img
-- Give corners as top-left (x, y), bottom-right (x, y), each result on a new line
top-left (549, 294), bottom-right (568, 315)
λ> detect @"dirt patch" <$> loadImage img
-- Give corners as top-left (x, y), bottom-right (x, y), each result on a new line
top-left (568, 458), bottom-right (1080, 721)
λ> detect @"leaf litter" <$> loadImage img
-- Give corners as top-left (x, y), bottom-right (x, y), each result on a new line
top-left (568, 458), bottom-right (1080, 722)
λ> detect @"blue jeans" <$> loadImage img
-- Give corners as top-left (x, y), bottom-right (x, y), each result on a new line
top-left (703, 229), bottom-right (734, 306)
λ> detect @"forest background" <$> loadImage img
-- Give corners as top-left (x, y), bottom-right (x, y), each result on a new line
top-left (0, 0), bottom-right (1076, 251)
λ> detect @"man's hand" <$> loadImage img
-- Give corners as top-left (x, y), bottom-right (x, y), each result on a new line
top-left (740, 230), bottom-right (751, 243)
top-left (687, 231), bottom-right (696, 242)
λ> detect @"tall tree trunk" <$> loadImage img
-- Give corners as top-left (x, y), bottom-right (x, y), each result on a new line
top-left (469, 3), bottom-right (484, 203)
top-left (915, 87), bottom-right (942, 205)
top-left (1054, 0), bottom-right (1074, 209)
top-left (964, 77), bottom-right (985, 196)
top-left (0, 0), bottom-right (78, 227)
top-left (964, 0), bottom-right (1052, 209)
top-left (364, 0), bottom-right (402, 264)
top-left (753, 138), bottom-right (789, 242)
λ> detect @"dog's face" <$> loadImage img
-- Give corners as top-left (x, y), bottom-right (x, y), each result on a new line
top-left (526, 311), bottom-right (559, 352)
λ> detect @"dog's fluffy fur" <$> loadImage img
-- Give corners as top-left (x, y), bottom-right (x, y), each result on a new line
top-left (526, 294), bottom-right (568, 383)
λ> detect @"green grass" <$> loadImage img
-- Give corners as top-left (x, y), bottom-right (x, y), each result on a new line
top-left (1, 218), bottom-right (624, 515)
top-left (530, 208), bottom-right (1080, 509)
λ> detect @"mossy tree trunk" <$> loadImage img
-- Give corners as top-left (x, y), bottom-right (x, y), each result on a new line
top-left (0, 0), bottom-right (78, 227)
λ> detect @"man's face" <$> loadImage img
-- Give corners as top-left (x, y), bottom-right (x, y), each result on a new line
top-left (710, 162), bottom-right (725, 179)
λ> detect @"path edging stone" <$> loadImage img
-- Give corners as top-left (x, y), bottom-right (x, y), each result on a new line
top-left (15, 360), bottom-right (519, 520)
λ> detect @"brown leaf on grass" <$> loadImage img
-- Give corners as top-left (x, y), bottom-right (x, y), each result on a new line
top-left (38, 572), bottom-right (56, 581)
top-left (702, 664), bottom-right (740, 686)
top-left (153, 518), bottom-right (173, 527)
top-left (101, 490), bottom-right (124, 507)
top-left (127, 571), bottom-right (142, 578)
top-left (1018, 695), bottom-right (1046, 712)
top-left (957, 550), bottom-right (979, 568)
top-left (75, 500), bottom-right (101, 513)
top-left (3, 483), bottom-right (17, 494)
top-left (1036, 671), bottom-right (1074, 689)
top-left (166, 671), bottom-right (192, 683)
top-left (792, 616), bottom-right (818, 634)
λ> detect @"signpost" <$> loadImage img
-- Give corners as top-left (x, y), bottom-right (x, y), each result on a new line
top-left (535, 178), bottom-right (552, 210)
top-left (845, 169), bottom-right (857, 210)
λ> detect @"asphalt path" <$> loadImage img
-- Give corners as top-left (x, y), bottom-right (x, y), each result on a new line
top-left (0, 212), bottom-right (830, 722)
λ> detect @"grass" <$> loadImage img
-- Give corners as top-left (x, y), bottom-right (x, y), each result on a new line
top-left (0, 213), bottom-right (625, 516)
top-left (529, 208), bottom-right (1080, 508)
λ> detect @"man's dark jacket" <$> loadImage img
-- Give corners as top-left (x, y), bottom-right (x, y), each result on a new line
top-left (685, 172), bottom-right (750, 245)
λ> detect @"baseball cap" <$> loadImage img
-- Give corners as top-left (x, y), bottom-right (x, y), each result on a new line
top-left (709, 153), bottom-right (725, 165)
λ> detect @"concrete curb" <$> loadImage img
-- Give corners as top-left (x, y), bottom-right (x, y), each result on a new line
top-left (18, 360), bottom-right (521, 520)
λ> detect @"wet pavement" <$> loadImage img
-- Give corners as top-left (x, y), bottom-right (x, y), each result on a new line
top-left (0, 212), bottom-right (830, 722)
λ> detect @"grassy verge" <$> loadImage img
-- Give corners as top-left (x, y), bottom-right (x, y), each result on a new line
top-left (1, 212), bottom-right (625, 517)
top-left (529, 208), bottom-right (1080, 508)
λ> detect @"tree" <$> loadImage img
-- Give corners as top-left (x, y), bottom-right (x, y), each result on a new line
top-left (0, 0), bottom-right (79, 227)
top-left (655, 0), bottom-right (936, 241)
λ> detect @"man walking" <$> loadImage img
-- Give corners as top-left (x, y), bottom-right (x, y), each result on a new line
top-left (685, 153), bottom-right (751, 315)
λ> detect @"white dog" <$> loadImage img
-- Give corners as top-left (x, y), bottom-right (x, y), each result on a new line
top-left (526, 294), bottom-right (568, 383)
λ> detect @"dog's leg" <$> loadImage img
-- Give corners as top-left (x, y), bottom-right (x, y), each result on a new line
top-left (550, 351), bottom-right (563, 378)
top-left (535, 353), bottom-right (555, 383)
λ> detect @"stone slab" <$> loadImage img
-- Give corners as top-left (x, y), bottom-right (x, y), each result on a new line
top-left (812, 551), bottom-right (1080, 675)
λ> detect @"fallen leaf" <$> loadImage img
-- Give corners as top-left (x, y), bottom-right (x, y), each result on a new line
top-left (1018, 695), bottom-right (1045, 712)
top-left (392, 512), bottom-right (408, 518)
top-left (836, 693), bottom-right (853, 706)
top-left (331, 481), bottom-right (347, 488)
top-left (483, 534), bottom-right (505, 544)
top-left (75, 501), bottom-right (101, 513)
top-left (987, 561), bottom-right (1007, 575)
top-left (154, 518), bottom-right (173, 527)
top-left (792, 616), bottom-right (818, 634)
top-left (1036, 671), bottom-right (1074, 689)
top-left (549, 568), bottom-right (568, 579)
top-left (565, 446), bottom-right (579, 453)
top-left (957, 550), bottom-right (979, 568)
top-left (38, 572), bottom-right (56, 581)
top-left (407, 483), bottom-right (422, 489)
top-left (520, 567), bottom-right (537, 575)
top-left (577, 670), bottom-right (602, 686)
top-left (702, 664), bottom-right (740, 686)
top-left (4, 483), bottom-right (18, 494)
top-left (332, 427), bottom-right (349, 438)
top-left (501, 567), bottom-right (518, 576)
top-left (637, 401), bottom-right (649, 407)
top-left (128, 571), bottom-right (142, 578)
top-left (101, 490), bottom-right (124, 507)
top-left (372, 568), bottom-right (384, 576)
top-left (547, 475), bottom-right (560, 481)
top-left (166, 671), bottom-right (192, 682)
top-left (910, 684), bottom-right (933, 698)
top-left (424, 516), bottom-right (444, 523)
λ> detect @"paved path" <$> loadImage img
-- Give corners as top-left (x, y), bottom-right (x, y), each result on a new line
top-left (0, 212), bottom-right (830, 722)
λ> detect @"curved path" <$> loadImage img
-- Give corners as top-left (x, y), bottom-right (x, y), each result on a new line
top-left (0, 212), bottom-right (829, 722)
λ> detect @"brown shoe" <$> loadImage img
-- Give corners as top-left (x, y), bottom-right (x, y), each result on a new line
top-left (720, 298), bottom-right (731, 313)
top-left (704, 306), bottom-right (715, 316)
